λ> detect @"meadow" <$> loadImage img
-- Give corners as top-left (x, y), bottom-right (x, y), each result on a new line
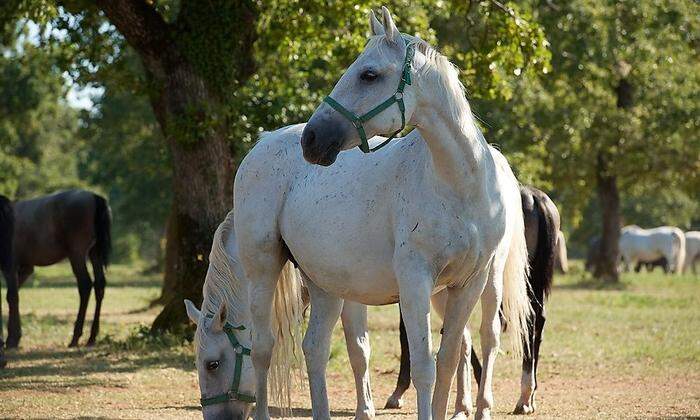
top-left (1, 262), bottom-right (698, 419)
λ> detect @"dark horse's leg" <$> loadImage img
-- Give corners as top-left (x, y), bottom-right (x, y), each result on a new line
top-left (514, 291), bottom-right (545, 415)
top-left (86, 249), bottom-right (106, 346)
top-left (6, 266), bottom-right (31, 348)
top-left (68, 254), bottom-right (93, 347)
top-left (385, 308), bottom-right (411, 409)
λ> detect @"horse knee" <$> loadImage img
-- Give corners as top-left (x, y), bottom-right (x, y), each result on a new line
top-left (302, 334), bottom-right (328, 373)
top-left (252, 332), bottom-right (275, 370)
top-left (410, 357), bottom-right (435, 392)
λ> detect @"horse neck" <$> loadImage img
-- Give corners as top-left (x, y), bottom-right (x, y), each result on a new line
top-left (413, 74), bottom-right (491, 199)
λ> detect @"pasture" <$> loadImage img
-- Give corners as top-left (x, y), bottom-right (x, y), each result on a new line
top-left (1, 261), bottom-right (698, 419)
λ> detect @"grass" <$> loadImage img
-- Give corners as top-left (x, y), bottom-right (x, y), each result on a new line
top-left (1, 261), bottom-right (699, 418)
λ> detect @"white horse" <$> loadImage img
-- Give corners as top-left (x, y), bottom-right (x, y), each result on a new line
top-left (620, 225), bottom-right (686, 274)
top-left (188, 8), bottom-right (530, 420)
top-left (185, 214), bottom-right (379, 419)
top-left (684, 231), bottom-right (700, 274)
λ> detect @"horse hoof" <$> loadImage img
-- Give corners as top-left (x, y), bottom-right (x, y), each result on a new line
top-left (384, 396), bottom-right (403, 409)
top-left (68, 340), bottom-right (79, 348)
top-left (450, 411), bottom-right (470, 420)
top-left (5, 337), bottom-right (20, 349)
top-left (354, 408), bottom-right (375, 420)
top-left (475, 409), bottom-right (491, 420)
top-left (513, 404), bottom-right (535, 415)
top-left (0, 354), bottom-right (7, 369)
top-left (86, 339), bottom-right (96, 347)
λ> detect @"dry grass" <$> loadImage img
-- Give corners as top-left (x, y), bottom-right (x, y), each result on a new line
top-left (1, 261), bottom-right (699, 419)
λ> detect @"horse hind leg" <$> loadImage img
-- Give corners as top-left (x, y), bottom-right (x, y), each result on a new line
top-left (340, 300), bottom-right (375, 419)
top-left (68, 254), bottom-right (93, 347)
top-left (385, 309), bottom-right (411, 409)
top-left (514, 298), bottom-right (541, 415)
top-left (87, 249), bottom-right (106, 346)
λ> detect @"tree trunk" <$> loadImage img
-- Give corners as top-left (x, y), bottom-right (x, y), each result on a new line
top-left (594, 153), bottom-right (621, 282)
top-left (152, 203), bottom-right (178, 306)
top-left (150, 64), bottom-right (234, 332)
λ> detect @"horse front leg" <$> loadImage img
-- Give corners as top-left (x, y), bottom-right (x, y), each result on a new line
top-left (433, 271), bottom-right (488, 420)
top-left (341, 300), bottom-right (375, 419)
top-left (248, 261), bottom-right (284, 420)
top-left (303, 279), bottom-right (344, 420)
top-left (396, 260), bottom-right (435, 420)
top-left (5, 266), bottom-right (29, 348)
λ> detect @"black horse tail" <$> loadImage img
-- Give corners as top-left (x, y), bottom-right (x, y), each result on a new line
top-left (0, 195), bottom-right (14, 274)
top-left (530, 191), bottom-right (558, 300)
top-left (93, 194), bottom-right (112, 269)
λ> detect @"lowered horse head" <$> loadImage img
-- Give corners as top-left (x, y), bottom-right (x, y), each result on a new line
top-left (301, 7), bottom-right (426, 164)
top-left (185, 211), bottom-right (304, 419)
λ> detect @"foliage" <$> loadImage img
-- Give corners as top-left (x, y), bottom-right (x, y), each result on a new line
top-left (478, 0), bottom-right (700, 245)
top-left (0, 34), bottom-right (86, 198)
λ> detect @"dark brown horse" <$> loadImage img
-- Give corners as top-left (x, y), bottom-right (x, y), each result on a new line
top-left (0, 195), bottom-right (12, 366)
top-left (0, 190), bottom-right (111, 348)
top-left (387, 185), bottom-right (560, 415)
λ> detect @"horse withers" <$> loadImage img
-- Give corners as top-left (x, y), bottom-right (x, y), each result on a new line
top-left (0, 189), bottom-right (112, 348)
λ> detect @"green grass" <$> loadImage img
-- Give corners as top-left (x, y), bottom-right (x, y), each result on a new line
top-left (1, 261), bottom-right (699, 418)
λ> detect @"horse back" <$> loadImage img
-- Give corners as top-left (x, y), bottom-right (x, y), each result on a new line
top-left (13, 190), bottom-right (97, 266)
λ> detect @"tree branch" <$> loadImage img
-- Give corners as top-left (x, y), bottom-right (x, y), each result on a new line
top-left (95, 0), bottom-right (173, 78)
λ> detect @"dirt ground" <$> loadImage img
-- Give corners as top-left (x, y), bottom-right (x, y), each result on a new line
top-left (1, 263), bottom-right (699, 419)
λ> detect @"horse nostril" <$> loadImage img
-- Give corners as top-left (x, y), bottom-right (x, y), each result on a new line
top-left (302, 129), bottom-right (316, 149)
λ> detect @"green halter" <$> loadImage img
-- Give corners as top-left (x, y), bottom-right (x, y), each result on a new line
top-left (323, 37), bottom-right (415, 153)
top-left (200, 321), bottom-right (255, 407)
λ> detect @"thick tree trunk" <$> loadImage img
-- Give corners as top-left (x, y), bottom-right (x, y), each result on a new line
top-left (594, 154), bottom-right (621, 282)
top-left (94, 0), bottom-right (256, 332)
top-left (150, 65), bottom-right (234, 332)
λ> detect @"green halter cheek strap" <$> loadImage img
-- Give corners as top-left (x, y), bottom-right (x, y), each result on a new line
top-left (323, 37), bottom-right (415, 153)
top-left (200, 322), bottom-right (256, 407)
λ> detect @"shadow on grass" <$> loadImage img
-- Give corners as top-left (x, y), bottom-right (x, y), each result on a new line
top-left (268, 407), bottom-right (356, 417)
top-left (0, 339), bottom-right (192, 391)
top-left (24, 276), bottom-right (162, 289)
top-left (554, 275), bottom-right (628, 291)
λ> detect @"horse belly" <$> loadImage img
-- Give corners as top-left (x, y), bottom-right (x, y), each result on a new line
top-left (280, 189), bottom-right (399, 305)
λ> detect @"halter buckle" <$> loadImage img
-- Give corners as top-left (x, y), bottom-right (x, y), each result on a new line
top-left (234, 345), bottom-right (243, 354)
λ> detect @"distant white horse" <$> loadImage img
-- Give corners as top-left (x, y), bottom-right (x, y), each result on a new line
top-left (620, 225), bottom-right (685, 274)
top-left (684, 231), bottom-right (700, 274)
top-left (187, 8), bottom-right (530, 420)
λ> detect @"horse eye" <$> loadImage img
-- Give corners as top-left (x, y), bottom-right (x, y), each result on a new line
top-left (206, 360), bottom-right (220, 371)
top-left (360, 70), bottom-right (378, 82)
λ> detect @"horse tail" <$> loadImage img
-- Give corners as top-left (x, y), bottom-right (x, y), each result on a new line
top-left (556, 230), bottom-right (569, 274)
top-left (502, 190), bottom-right (533, 358)
top-left (93, 194), bottom-right (112, 269)
top-left (531, 191), bottom-right (559, 300)
top-left (672, 229), bottom-right (685, 275)
top-left (269, 260), bottom-right (305, 412)
top-left (0, 195), bottom-right (14, 274)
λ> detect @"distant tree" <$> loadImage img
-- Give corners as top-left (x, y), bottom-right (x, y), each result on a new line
top-left (481, 0), bottom-right (700, 281)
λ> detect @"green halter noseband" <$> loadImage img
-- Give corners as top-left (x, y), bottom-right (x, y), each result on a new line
top-left (200, 321), bottom-right (255, 407)
top-left (323, 37), bottom-right (415, 153)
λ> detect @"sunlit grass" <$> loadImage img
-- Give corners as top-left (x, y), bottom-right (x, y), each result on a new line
top-left (1, 260), bottom-right (698, 418)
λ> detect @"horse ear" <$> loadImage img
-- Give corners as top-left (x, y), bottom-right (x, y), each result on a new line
top-left (184, 299), bottom-right (201, 325)
top-left (210, 301), bottom-right (227, 332)
top-left (369, 10), bottom-right (385, 36)
top-left (381, 6), bottom-right (399, 43)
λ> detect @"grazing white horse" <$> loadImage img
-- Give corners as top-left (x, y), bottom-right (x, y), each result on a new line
top-left (185, 214), bottom-right (379, 419)
top-left (187, 8), bottom-right (530, 420)
top-left (620, 225), bottom-right (686, 274)
top-left (684, 231), bottom-right (700, 274)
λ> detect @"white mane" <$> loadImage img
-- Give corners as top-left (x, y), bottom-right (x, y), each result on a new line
top-left (365, 34), bottom-right (481, 144)
top-left (196, 210), bottom-right (305, 410)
